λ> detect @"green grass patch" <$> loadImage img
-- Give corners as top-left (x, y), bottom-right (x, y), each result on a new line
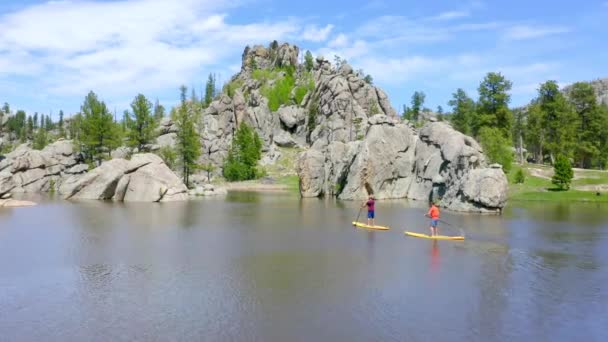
top-left (508, 163), bottom-right (608, 202)
top-left (223, 79), bottom-right (244, 98)
top-left (277, 175), bottom-right (300, 192)
top-left (262, 73), bottom-right (295, 112)
top-left (294, 77), bottom-right (315, 106)
top-left (510, 190), bottom-right (608, 202)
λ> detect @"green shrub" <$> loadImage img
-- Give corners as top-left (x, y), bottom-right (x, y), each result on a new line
top-left (223, 79), bottom-right (244, 98)
top-left (262, 74), bottom-right (295, 112)
top-left (514, 168), bottom-right (526, 184)
top-left (552, 155), bottom-right (573, 190)
top-left (223, 123), bottom-right (263, 181)
top-left (479, 127), bottom-right (513, 173)
top-left (158, 146), bottom-right (177, 170)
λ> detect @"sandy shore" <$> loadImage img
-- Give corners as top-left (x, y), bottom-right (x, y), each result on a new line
top-left (221, 181), bottom-right (291, 192)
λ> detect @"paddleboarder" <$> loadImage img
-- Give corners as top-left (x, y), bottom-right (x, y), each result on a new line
top-left (426, 202), bottom-right (440, 236)
top-left (361, 195), bottom-right (376, 227)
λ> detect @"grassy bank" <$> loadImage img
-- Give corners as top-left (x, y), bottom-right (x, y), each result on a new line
top-left (508, 164), bottom-right (608, 202)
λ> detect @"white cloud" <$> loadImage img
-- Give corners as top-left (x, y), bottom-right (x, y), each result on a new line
top-left (0, 0), bottom-right (299, 99)
top-left (300, 24), bottom-right (334, 42)
top-left (503, 25), bottom-right (571, 40)
top-left (328, 34), bottom-right (349, 48)
top-left (430, 11), bottom-right (470, 21)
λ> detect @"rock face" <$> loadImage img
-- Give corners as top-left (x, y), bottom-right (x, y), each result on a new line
top-left (297, 117), bottom-right (508, 212)
top-left (563, 77), bottom-right (608, 106)
top-left (0, 140), bottom-right (80, 196)
top-left (60, 153), bottom-right (188, 202)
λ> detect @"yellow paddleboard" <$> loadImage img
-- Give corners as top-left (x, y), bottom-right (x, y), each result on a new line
top-left (404, 231), bottom-right (465, 240)
top-left (352, 222), bottom-right (390, 230)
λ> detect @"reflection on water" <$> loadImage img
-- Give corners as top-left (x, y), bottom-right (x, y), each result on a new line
top-left (0, 193), bottom-right (607, 341)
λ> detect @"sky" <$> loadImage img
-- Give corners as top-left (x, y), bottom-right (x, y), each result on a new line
top-left (0, 0), bottom-right (607, 118)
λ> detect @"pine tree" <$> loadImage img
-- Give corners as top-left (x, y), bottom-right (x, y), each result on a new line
top-left (204, 74), bottom-right (215, 107)
top-left (304, 50), bottom-right (314, 72)
top-left (58, 110), bottom-right (65, 137)
top-left (552, 154), bottom-right (573, 190)
top-left (79, 91), bottom-right (121, 164)
top-left (223, 123), bottom-right (263, 181)
top-left (173, 85), bottom-right (201, 187)
top-left (410, 91), bottom-right (425, 121)
top-left (524, 102), bottom-right (545, 163)
top-left (27, 116), bottom-right (34, 139)
top-left (153, 99), bottom-right (165, 121)
top-left (127, 94), bottom-right (157, 151)
top-left (568, 82), bottom-right (605, 168)
top-left (478, 127), bottom-right (513, 173)
top-left (33, 127), bottom-right (47, 150)
top-left (45, 115), bottom-right (53, 131)
top-left (448, 88), bottom-right (475, 135)
top-left (538, 81), bottom-right (576, 163)
top-left (33, 113), bottom-right (38, 129)
top-left (475, 72), bottom-right (513, 139)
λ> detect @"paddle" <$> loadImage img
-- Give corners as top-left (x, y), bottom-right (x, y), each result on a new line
top-left (353, 205), bottom-right (363, 226)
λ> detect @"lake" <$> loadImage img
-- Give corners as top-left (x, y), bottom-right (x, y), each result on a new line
top-left (1, 192), bottom-right (607, 341)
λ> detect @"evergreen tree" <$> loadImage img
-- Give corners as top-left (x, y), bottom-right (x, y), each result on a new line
top-left (410, 91), bottom-right (425, 121)
top-left (538, 81), bottom-right (576, 163)
top-left (223, 123), bottom-right (263, 181)
top-left (27, 116), bottom-right (34, 139)
top-left (33, 127), bottom-right (47, 150)
top-left (475, 72), bottom-right (513, 138)
top-left (1, 102), bottom-right (9, 115)
top-left (524, 102), bottom-right (545, 163)
top-left (45, 115), bottom-right (53, 131)
top-left (304, 50), bottom-right (314, 72)
top-left (127, 94), bottom-right (157, 151)
top-left (33, 112), bottom-right (38, 129)
top-left (436, 105), bottom-right (444, 115)
top-left (69, 113), bottom-right (83, 141)
top-left (448, 88), bottom-right (475, 135)
top-left (7, 110), bottom-right (26, 139)
top-left (58, 110), bottom-right (65, 137)
top-left (552, 154), bottom-right (573, 190)
top-left (568, 82), bottom-right (605, 168)
top-left (478, 127), bottom-right (513, 173)
top-left (204, 74), bottom-right (215, 107)
top-left (153, 99), bottom-right (165, 121)
top-left (79, 91), bottom-right (121, 164)
top-left (512, 108), bottom-right (526, 163)
top-left (173, 85), bottom-right (201, 186)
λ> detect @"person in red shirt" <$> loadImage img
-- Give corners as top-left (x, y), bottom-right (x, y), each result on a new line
top-left (426, 202), bottom-right (440, 236)
top-left (361, 195), bottom-right (376, 227)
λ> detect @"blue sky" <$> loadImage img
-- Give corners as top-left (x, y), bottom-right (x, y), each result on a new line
top-left (0, 0), bottom-right (607, 118)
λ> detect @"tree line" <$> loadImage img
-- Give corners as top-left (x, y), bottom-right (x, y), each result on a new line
top-left (403, 73), bottom-right (608, 179)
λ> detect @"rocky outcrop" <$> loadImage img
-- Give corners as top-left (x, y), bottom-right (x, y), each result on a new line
top-left (297, 117), bottom-right (508, 212)
top-left (563, 78), bottom-right (608, 106)
top-left (0, 140), bottom-right (80, 195)
top-left (0, 199), bottom-right (37, 207)
top-left (60, 153), bottom-right (188, 202)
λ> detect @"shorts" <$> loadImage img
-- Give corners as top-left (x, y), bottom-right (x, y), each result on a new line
top-left (430, 219), bottom-right (438, 228)
top-left (367, 211), bottom-right (375, 219)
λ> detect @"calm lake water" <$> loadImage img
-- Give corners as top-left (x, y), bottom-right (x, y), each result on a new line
top-left (1, 192), bottom-right (607, 341)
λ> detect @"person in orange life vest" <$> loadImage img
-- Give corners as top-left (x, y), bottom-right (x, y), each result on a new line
top-left (426, 202), bottom-right (440, 236)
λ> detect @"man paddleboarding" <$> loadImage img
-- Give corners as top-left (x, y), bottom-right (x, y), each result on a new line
top-left (362, 195), bottom-right (376, 227)
top-left (426, 202), bottom-right (440, 236)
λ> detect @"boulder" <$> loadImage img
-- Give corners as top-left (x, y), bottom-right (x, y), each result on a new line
top-left (278, 106), bottom-right (304, 129)
top-left (65, 164), bottom-right (89, 174)
top-left (155, 133), bottom-right (177, 149)
top-left (274, 130), bottom-right (297, 147)
top-left (60, 159), bottom-right (131, 200)
top-left (122, 154), bottom-right (188, 202)
top-left (0, 171), bottom-right (15, 196)
top-left (111, 146), bottom-right (131, 159)
top-left (297, 118), bottom-right (509, 212)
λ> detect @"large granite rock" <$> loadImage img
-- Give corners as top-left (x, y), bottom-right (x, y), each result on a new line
top-left (60, 159), bottom-right (130, 200)
top-left (0, 140), bottom-right (80, 194)
top-left (61, 153), bottom-right (188, 202)
top-left (298, 117), bottom-right (509, 212)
